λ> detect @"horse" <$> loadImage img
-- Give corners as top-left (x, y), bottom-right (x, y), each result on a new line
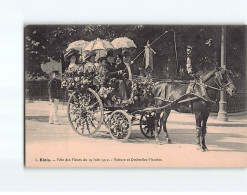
top-left (152, 67), bottom-right (237, 151)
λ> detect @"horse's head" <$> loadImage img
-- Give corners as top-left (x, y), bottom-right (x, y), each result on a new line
top-left (214, 67), bottom-right (237, 96)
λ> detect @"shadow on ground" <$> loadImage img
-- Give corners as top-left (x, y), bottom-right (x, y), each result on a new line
top-left (26, 115), bottom-right (247, 152)
top-left (94, 128), bottom-right (247, 152)
top-left (26, 115), bottom-right (50, 122)
top-left (168, 120), bottom-right (247, 127)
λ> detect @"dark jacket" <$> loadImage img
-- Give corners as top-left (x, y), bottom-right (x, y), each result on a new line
top-left (48, 78), bottom-right (61, 99)
top-left (107, 62), bottom-right (129, 79)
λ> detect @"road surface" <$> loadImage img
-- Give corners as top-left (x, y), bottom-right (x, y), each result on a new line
top-left (25, 101), bottom-right (247, 168)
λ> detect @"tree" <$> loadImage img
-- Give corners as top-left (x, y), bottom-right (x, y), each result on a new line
top-left (25, 25), bottom-right (246, 88)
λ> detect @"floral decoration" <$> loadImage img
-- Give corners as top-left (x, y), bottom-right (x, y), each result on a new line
top-left (62, 69), bottom-right (154, 107)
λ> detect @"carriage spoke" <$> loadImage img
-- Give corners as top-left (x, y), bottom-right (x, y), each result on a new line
top-left (108, 111), bottom-right (131, 141)
top-left (86, 122), bottom-right (91, 134)
top-left (81, 124), bottom-right (84, 134)
top-left (87, 115), bottom-right (97, 131)
top-left (68, 89), bottom-right (103, 136)
top-left (144, 126), bottom-right (150, 135)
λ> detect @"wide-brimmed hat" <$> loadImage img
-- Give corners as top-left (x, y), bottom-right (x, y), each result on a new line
top-left (64, 49), bottom-right (79, 61)
top-left (84, 52), bottom-right (96, 61)
top-left (106, 50), bottom-right (114, 58)
top-left (97, 57), bottom-right (107, 64)
top-left (52, 71), bottom-right (59, 74)
top-left (123, 51), bottom-right (130, 57)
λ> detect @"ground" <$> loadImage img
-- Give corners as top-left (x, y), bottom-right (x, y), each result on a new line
top-left (25, 101), bottom-right (247, 168)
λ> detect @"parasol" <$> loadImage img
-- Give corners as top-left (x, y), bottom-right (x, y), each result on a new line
top-left (66, 40), bottom-right (89, 54)
top-left (84, 38), bottom-right (115, 51)
top-left (111, 37), bottom-right (137, 49)
top-left (84, 38), bottom-right (115, 61)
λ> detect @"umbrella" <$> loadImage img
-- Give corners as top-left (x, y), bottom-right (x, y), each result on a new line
top-left (84, 38), bottom-right (115, 61)
top-left (66, 40), bottom-right (89, 54)
top-left (84, 38), bottom-right (115, 51)
top-left (111, 37), bottom-right (137, 49)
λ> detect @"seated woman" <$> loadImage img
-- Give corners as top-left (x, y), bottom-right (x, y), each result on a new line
top-left (97, 57), bottom-right (110, 84)
top-left (68, 55), bottom-right (79, 71)
top-left (83, 53), bottom-right (97, 74)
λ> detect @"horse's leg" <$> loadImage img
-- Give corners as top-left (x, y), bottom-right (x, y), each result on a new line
top-left (162, 107), bottom-right (172, 143)
top-left (201, 111), bottom-right (210, 151)
top-left (194, 111), bottom-right (202, 148)
top-left (154, 110), bottom-right (161, 144)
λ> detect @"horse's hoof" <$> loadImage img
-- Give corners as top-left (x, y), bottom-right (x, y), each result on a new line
top-left (166, 138), bottom-right (172, 144)
top-left (200, 146), bottom-right (208, 152)
top-left (155, 139), bottom-right (161, 144)
top-left (197, 146), bottom-right (202, 151)
top-left (203, 146), bottom-right (209, 151)
top-left (197, 145), bottom-right (205, 152)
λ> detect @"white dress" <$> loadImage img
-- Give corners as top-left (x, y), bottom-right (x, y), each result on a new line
top-left (84, 62), bottom-right (96, 73)
top-left (68, 63), bottom-right (79, 71)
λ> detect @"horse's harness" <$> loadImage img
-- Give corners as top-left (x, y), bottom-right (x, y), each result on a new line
top-left (188, 68), bottom-right (233, 103)
top-left (199, 68), bottom-right (233, 92)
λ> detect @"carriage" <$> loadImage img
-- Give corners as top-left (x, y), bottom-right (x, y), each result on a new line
top-left (62, 69), bottom-right (162, 141)
top-left (61, 34), bottom-right (236, 151)
top-left (61, 37), bottom-right (169, 141)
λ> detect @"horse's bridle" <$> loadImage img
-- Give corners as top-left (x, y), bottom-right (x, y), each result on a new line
top-left (203, 69), bottom-right (233, 91)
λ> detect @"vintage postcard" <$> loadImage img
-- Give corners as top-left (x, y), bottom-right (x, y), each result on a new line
top-left (24, 25), bottom-right (247, 168)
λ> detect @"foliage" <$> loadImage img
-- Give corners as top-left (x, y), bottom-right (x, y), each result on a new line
top-left (25, 72), bottom-right (49, 81)
top-left (25, 25), bottom-right (246, 85)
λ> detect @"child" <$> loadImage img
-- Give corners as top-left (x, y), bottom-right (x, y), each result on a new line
top-left (48, 71), bottom-right (61, 125)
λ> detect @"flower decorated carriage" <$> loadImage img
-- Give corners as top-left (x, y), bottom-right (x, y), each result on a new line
top-left (60, 30), bottom-right (237, 153)
top-left (62, 68), bottom-right (160, 141)
top-left (61, 37), bottom-right (165, 141)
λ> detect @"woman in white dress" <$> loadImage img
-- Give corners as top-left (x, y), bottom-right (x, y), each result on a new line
top-left (83, 53), bottom-right (96, 73)
top-left (68, 55), bottom-right (79, 71)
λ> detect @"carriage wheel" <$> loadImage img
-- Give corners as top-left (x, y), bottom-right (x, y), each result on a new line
top-left (67, 88), bottom-right (103, 136)
top-left (108, 110), bottom-right (132, 141)
top-left (140, 111), bottom-right (161, 138)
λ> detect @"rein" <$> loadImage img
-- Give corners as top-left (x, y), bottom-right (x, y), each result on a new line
top-left (198, 69), bottom-right (232, 92)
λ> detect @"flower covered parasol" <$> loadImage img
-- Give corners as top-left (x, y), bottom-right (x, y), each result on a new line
top-left (111, 37), bottom-right (137, 49)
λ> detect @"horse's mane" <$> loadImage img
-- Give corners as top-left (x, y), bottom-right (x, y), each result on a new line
top-left (202, 68), bottom-right (217, 83)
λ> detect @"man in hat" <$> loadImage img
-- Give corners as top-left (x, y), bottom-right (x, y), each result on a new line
top-left (107, 54), bottom-right (128, 79)
top-left (48, 71), bottom-right (61, 125)
top-left (106, 51), bottom-right (115, 65)
top-left (106, 54), bottom-right (129, 100)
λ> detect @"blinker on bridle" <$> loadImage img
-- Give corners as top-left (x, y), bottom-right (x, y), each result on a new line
top-left (202, 68), bottom-right (233, 91)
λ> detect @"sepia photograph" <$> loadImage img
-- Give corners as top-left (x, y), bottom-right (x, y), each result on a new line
top-left (24, 24), bottom-right (247, 168)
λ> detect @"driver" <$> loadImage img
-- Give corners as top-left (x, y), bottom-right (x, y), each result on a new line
top-left (107, 54), bottom-right (129, 100)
